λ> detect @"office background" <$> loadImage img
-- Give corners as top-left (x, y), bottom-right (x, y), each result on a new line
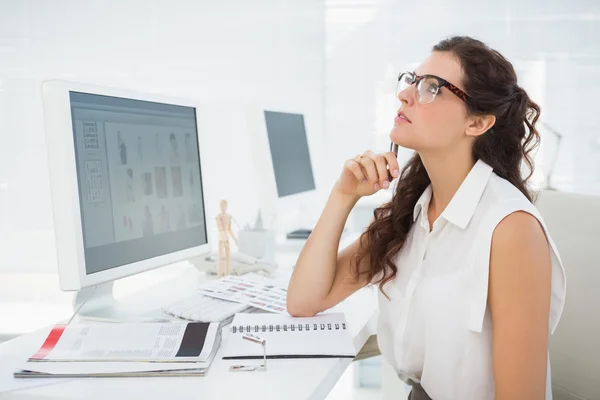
top-left (1, 0), bottom-right (599, 398)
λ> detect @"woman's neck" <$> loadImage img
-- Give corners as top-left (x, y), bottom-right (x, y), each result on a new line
top-left (420, 149), bottom-right (476, 219)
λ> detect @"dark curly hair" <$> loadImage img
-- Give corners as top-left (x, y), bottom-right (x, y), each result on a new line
top-left (352, 36), bottom-right (541, 298)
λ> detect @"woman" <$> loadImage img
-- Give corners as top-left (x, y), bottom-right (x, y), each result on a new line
top-left (287, 36), bottom-right (566, 400)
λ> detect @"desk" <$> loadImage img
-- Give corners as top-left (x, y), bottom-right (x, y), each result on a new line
top-left (0, 237), bottom-right (378, 400)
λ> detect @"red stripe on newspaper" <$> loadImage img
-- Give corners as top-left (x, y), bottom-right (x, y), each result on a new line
top-left (30, 324), bottom-right (67, 360)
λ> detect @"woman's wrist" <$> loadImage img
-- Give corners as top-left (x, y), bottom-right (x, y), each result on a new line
top-left (331, 182), bottom-right (361, 209)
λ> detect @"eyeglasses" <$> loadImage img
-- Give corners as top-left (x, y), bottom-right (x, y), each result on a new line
top-left (395, 72), bottom-right (474, 106)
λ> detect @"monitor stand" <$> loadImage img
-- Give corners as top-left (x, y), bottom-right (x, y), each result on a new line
top-left (73, 282), bottom-right (168, 323)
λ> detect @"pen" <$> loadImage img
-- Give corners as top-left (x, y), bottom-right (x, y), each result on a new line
top-left (389, 142), bottom-right (399, 182)
top-left (390, 141), bottom-right (399, 156)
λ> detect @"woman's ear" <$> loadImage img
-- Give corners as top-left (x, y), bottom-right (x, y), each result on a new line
top-left (466, 114), bottom-right (496, 137)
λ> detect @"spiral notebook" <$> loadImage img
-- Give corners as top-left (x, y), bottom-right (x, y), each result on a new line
top-left (222, 312), bottom-right (356, 360)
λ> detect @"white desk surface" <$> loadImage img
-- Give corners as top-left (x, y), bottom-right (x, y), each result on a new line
top-left (0, 236), bottom-right (379, 400)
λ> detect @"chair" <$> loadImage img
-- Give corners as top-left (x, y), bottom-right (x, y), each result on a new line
top-left (535, 189), bottom-right (600, 400)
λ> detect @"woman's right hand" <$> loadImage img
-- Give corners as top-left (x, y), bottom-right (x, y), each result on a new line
top-left (336, 150), bottom-right (400, 198)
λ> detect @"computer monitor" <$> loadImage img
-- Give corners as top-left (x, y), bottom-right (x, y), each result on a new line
top-left (247, 108), bottom-right (318, 238)
top-left (264, 111), bottom-right (316, 199)
top-left (42, 80), bottom-right (212, 320)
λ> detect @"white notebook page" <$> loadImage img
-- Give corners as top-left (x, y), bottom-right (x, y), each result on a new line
top-left (223, 313), bottom-right (356, 359)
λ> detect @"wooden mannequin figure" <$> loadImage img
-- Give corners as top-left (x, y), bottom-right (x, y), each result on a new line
top-left (216, 199), bottom-right (238, 277)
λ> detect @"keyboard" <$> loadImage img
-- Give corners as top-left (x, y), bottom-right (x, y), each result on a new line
top-left (162, 293), bottom-right (263, 326)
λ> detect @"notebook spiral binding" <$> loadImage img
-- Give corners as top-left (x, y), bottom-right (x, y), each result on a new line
top-left (231, 322), bottom-right (347, 334)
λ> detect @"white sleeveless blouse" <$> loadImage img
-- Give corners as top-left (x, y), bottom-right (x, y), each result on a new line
top-left (376, 159), bottom-right (567, 399)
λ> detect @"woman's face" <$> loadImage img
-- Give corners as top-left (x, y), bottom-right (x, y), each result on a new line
top-left (390, 51), bottom-right (471, 153)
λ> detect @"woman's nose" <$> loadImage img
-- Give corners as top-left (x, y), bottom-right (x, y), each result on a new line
top-left (397, 85), bottom-right (415, 107)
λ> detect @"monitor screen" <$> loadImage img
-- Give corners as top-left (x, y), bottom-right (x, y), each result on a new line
top-left (264, 111), bottom-right (315, 198)
top-left (69, 92), bottom-right (208, 275)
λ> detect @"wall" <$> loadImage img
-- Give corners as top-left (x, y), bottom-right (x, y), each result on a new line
top-left (324, 0), bottom-right (600, 193)
top-left (0, 0), bottom-right (325, 272)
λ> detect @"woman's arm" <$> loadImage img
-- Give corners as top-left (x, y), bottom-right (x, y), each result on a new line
top-left (489, 211), bottom-right (552, 400)
top-left (287, 150), bottom-right (399, 317)
top-left (286, 187), bottom-right (372, 317)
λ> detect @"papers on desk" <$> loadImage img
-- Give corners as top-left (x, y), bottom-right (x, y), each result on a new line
top-left (28, 322), bottom-right (220, 362)
top-left (15, 361), bottom-right (211, 378)
top-left (1, 353), bottom-right (73, 393)
top-left (14, 321), bottom-right (221, 378)
top-left (197, 274), bottom-right (288, 313)
top-left (162, 293), bottom-right (252, 325)
top-left (223, 313), bottom-right (356, 360)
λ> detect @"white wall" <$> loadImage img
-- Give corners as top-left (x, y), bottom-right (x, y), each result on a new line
top-left (0, 0), bottom-right (325, 272)
top-left (324, 0), bottom-right (600, 193)
top-left (2, 0), bottom-right (597, 274)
